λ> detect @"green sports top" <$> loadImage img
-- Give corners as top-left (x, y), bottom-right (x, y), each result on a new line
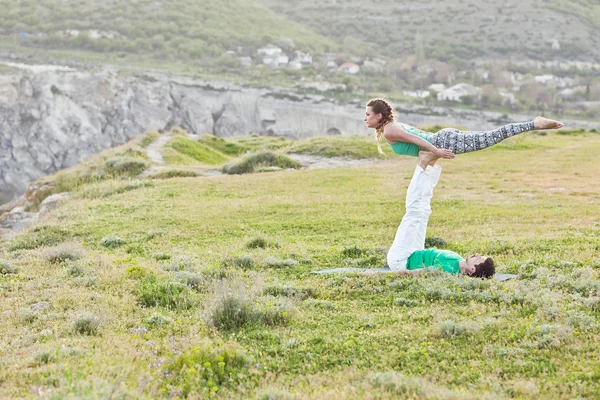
top-left (388, 123), bottom-right (432, 157)
top-left (406, 248), bottom-right (464, 275)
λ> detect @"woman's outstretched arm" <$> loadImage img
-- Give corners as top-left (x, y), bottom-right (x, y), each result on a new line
top-left (384, 125), bottom-right (455, 159)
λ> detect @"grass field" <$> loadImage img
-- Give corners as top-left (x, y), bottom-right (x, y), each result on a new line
top-left (1, 132), bottom-right (600, 398)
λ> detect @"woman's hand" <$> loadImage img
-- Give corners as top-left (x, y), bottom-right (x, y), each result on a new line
top-left (435, 148), bottom-right (455, 159)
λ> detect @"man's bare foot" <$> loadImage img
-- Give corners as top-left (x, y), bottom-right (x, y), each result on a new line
top-left (534, 116), bottom-right (564, 130)
top-left (418, 151), bottom-right (440, 169)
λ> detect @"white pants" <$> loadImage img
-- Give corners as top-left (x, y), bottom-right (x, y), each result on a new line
top-left (387, 164), bottom-right (442, 270)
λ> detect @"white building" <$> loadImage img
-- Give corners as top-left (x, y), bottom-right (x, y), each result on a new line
top-left (428, 83), bottom-right (447, 93)
top-left (339, 63), bottom-right (360, 74)
top-left (257, 44), bottom-right (282, 57)
top-left (287, 60), bottom-right (303, 70)
top-left (404, 90), bottom-right (430, 99)
top-left (437, 83), bottom-right (482, 102)
top-left (239, 57), bottom-right (252, 68)
top-left (295, 51), bottom-right (313, 65)
top-left (534, 75), bottom-right (555, 85)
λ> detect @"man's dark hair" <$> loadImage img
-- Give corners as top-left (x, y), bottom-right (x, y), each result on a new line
top-left (471, 257), bottom-right (495, 278)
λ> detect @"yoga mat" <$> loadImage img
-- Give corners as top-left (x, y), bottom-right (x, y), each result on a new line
top-left (311, 266), bottom-right (516, 282)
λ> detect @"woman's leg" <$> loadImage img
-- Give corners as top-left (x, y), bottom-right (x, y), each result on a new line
top-left (429, 121), bottom-right (535, 154)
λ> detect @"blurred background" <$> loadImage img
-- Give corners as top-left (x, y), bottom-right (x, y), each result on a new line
top-left (0, 0), bottom-right (599, 203)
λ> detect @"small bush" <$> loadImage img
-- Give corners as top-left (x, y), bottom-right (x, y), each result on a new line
top-left (341, 245), bottom-right (366, 258)
top-left (153, 170), bottom-right (198, 179)
top-left (257, 298), bottom-right (293, 326)
top-left (100, 235), bottom-right (126, 249)
top-left (265, 257), bottom-right (298, 268)
top-left (43, 243), bottom-right (83, 264)
top-left (175, 271), bottom-right (204, 290)
top-left (33, 351), bottom-right (56, 365)
top-left (124, 265), bottom-right (152, 280)
top-left (152, 252), bottom-right (171, 261)
top-left (104, 157), bottom-right (148, 177)
top-left (221, 151), bottom-right (300, 175)
top-left (223, 255), bottom-right (255, 270)
top-left (0, 260), bottom-right (19, 275)
top-left (211, 294), bottom-right (255, 330)
top-left (9, 226), bottom-right (70, 251)
top-left (256, 388), bottom-right (296, 400)
top-left (437, 320), bottom-right (479, 338)
top-left (73, 312), bottom-right (101, 335)
top-left (136, 276), bottom-right (197, 310)
top-left (246, 237), bottom-right (268, 249)
top-left (139, 132), bottom-right (159, 148)
top-left (65, 262), bottom-right (85, 277)
top-left (263, 285), bottom-right (316, 299)
top-left (163, 341), bottom-right (249, 397)
top-left (368, 371), bottom-right (425, 396)
top-left (162, 255), bottom-right (197, 272)
top-left (393, 297), bottom-right (420, 307)
top-left (145, 312), bottom-right (174, 328)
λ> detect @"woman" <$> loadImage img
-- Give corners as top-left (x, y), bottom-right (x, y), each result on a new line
top-left (364, 98), bottom-right (564, 157)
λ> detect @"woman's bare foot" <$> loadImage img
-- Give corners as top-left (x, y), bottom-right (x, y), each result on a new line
top-left (418, 151), bottom-right (440, 169)
top-left (534, 116), bottom-right (564, 130)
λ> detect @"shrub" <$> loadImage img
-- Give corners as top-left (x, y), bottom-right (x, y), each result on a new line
top-left (152, 252), bottom-right (171, 261)
top-left (211, 294), bottom-right (255, 330)
top-left (223, 255), bottom-right (255, 270)
top-left (174, 271), bottom-right (204, 290)
top-left (104, 157), bottom-right (148, 177)
top-left (263, 285), bottom-right (316, 299)
top-left (145, 312), bottom-right (174, 328)
top-left (125, 265), bottom-right (152, 280)
top-left (136, 276), bottom-right (196, 310)
top-left (163, 341), bottom-right (249, 397)
top-left (341, 245), bottom-right (366, 258)
top-left (437, 320), bottom-right (479, 338)
top-left (73, 312), bottom-right (101, 335)
top-left (153, 170), bottom-right (198, 179)
top-left (0, 260), bottom-right (19, 275)
top-left (9, 226), bottom-right (70, 251)
top-left (43, 243), bottom-right (83, 264)
top-left (265, 257), bottom-right (298, 268)
top-left (393, 297), bottom-right (420, 307)
top-left (246, 237), bottom-right (267, 249)
top-left (100, 235), bottom-right (126, 249)
top-left (162, 255), bottom-right (197, 272)
top-left (221, 151), bottom-right (300, 175)
top-left (65, 262), bottom-right (85, 277)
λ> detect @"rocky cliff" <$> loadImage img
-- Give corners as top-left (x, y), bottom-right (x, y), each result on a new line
top-left (2, 62), bottom-right (599, 204)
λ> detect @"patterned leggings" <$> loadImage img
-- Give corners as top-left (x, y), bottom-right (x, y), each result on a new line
top-left (429, 121), bottom-right (535, 154)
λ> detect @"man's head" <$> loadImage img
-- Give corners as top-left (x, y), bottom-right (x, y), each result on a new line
top-left (459, 254), bottom-right (495, 278)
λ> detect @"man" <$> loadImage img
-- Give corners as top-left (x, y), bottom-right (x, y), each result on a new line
top-left (387, 151), bottom-right (495, 278)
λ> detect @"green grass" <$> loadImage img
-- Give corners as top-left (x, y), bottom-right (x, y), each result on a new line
top-left (288, 135), bottom-right (393, 158)
top-left (1, 133), bottom-right (600, 398)
top-left (166, 136), bottom-right (230, 165)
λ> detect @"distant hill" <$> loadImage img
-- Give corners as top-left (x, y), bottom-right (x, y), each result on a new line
top-left (0, 0), bottom-right (337, 63)
top-left (255, 0), bottom-right (600, 63)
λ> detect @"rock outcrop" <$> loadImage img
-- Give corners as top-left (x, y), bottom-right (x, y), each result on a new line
top-left (2, 61), bottom-right (599, 204)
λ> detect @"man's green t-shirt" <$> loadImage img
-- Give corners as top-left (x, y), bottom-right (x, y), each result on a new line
top-left (406, 248), bottom-right (464, 275)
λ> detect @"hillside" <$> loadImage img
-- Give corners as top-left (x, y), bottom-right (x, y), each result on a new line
top-left (2, 131), bottom-right (600, 397)
top-left (0, 0), bottom-right (336, 65)
top-left (256, 0), bottom-right (600, 62)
